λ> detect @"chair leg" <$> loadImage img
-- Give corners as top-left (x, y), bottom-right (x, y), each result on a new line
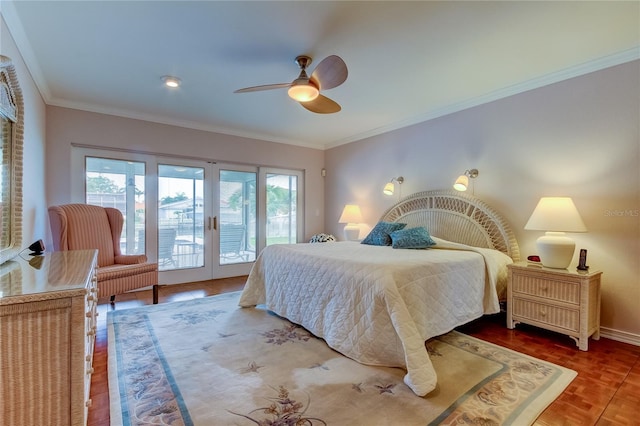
top-left (152, 284), bottom-right (159, 304)
top-left (110, 295), bottom-right (116, 305)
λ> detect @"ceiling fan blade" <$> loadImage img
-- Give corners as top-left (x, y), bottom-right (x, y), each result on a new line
top-left (234, 83), bottom-right (290, 93)
top-left (300, 94), bottom-right (341, 114)
top-left (310, 55), bottom-right (348, 91)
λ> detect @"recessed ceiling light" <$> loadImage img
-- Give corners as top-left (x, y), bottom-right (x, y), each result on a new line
top-left (162, 76), bottom-right (181, 88)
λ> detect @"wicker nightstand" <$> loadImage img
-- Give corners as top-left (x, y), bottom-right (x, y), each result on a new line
top-left (506, 262), bottom-right (602, 351)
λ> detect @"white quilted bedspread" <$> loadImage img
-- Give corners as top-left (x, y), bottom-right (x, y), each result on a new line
top-left (238, 239), bottom-right (512, 396)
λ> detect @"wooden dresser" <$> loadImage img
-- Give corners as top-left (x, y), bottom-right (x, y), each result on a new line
top-left (0, 250), bottom-right (98, 426)
top-left (506, 262), bottom-right (601, 351)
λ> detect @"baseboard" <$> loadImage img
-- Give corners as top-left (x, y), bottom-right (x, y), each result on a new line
top-left (600, 327), bottom-right (640, 347)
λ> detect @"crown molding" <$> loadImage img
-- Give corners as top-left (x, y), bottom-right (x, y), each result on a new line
top-left (1, 3), bottom-right (51, 101)
top-left (326, 47), bottom-right (640, 150)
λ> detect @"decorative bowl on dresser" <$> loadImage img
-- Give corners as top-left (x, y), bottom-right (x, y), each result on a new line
top-left (0, 250), bottom-right (98, 426)
top-left (506, 262), bottom-right (602, 351)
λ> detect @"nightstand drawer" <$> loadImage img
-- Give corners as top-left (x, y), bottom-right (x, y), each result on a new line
top-left (512, 298), bottom-right (579, 332)
top-left (512, 274), bottom-right (580, 304)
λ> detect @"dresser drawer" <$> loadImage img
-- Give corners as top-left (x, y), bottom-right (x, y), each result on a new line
top-left (512, 297), bottom-right (579, 332)
top-left (511, 273), bottom-right (580, 304)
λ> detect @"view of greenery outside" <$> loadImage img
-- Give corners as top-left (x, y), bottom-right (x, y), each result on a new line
top-left (160, 192), bottom-right (188, 205)
top-left (86, 174), bottom-right (145, 224)
top-left (86, 175), bottom-right (121, 193)
top-left (228, 184), bottom-right (294, 217)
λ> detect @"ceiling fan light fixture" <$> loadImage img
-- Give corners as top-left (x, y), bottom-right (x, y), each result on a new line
top-left (234, 54), bottom-right (346, 113)
top-left (288, 80), bottom-right (319, 102)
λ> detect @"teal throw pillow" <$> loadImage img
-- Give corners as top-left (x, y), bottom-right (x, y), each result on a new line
top-left (361, 221), bottom-right (407, 246)
top-left (390, 227), bottom-right (436, 249)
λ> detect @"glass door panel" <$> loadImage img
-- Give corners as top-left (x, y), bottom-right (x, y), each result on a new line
top-left (157, 164), bottom-right (205, 272)
top-left (265, 172), bottom-right (299, 245)
top-left (219, 170), bottom-right (256, 265)
top-left (85, 157), bottom-right (145, 255)
top-left (215, 165), bottom-right (257, 278)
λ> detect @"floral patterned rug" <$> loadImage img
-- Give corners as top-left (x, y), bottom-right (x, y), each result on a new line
top-left (107, 291), bottom-right (576, 425)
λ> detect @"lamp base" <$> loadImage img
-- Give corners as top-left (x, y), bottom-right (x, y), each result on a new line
top-left (343, 224), bottom-right (360, 241)
top-left (536, 232), bottom-right (575, 269)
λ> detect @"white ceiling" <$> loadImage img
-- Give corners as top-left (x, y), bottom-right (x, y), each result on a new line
top-left (2, 1), bottom-right (639, 150)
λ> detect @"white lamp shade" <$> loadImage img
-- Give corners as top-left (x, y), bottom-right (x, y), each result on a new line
top-left (383, 182), bottom-right (395, 195)
top-left (524, 197), bottom-right (587, 232)
top-left (525, 197), bottom-right (587, 269)
top-left (338, 204), bottom-right (363, 224)
top-left (453, 175), bottom-right (469, 191)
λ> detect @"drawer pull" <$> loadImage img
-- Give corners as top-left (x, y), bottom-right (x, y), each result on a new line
top-left (86, 355), bottom-right (92, 362)
top-left (539, 309), bottom-right (547, 317)
top-left (86, 399), bottom-right (92, 407)
top-left (87, 329), bottom-right (96, 336)
top-left (86, 367), bottom-right (94, 375)
top-left (541, 286), bottom-right (548, 292)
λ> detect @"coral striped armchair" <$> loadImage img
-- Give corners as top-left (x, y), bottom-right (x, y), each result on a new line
top-left (48, 204), bottom-right (159, 304)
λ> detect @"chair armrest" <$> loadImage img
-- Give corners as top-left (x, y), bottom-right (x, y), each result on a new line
top-left (114, 254), bottom-right (148, 265)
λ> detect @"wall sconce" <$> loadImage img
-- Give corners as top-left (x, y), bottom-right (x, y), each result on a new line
top-left (338, 204), bottom-right (363, 241)
top-left (453, 169), bottom-right (479, 192)
top-left (383, 176), bottom-right (404, 196)
top-left (524, 197), bottom-right (587, 269)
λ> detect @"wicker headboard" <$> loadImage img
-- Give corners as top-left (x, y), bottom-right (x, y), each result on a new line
top-left (379, 190), bottom-right (520, 261)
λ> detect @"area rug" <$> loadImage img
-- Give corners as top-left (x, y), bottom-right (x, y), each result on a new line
top-left (108, 291), bottom-right (576, 425)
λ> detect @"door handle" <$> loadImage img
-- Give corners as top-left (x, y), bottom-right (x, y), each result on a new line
top-left (213, 216), bottom-right (217, 231)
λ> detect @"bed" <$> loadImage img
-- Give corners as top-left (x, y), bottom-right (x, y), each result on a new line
top-left (239, 190), bottom-right (520, 396)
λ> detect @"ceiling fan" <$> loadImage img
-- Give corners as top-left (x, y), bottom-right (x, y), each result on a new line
top-left (234, 55), bottom-right (348, 114)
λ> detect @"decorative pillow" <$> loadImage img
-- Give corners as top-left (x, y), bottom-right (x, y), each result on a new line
top-left (361, 221), bottom-right (407, 246)
top-left (390, 227), bottom-right (436, 249)
top-left (309, 233), bottom-right (336, 243)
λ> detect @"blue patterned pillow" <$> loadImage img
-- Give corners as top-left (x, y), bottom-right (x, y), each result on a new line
top-left (361, 221), bottom-right (407, 246)
top-left (390, 227), bottom-right (436, 249)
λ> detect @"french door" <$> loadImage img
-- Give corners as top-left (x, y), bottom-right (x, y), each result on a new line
top-left (212, 164), bottom-right (258, 278)
top-left (73, 147), bottom-right (303, 284)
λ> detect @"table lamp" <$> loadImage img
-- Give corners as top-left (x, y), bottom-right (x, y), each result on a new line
top-left (338, 204), bottom-right (363, 241)
top-left (524, 197), bottom-right (587, 269)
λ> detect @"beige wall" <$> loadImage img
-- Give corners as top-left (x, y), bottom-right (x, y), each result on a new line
top-left (1, 14), bottom-right (48, 251)
top-left (325, 61), bottom-right (640, 340)
top-left (44, 107), bottom-right (326, 245)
